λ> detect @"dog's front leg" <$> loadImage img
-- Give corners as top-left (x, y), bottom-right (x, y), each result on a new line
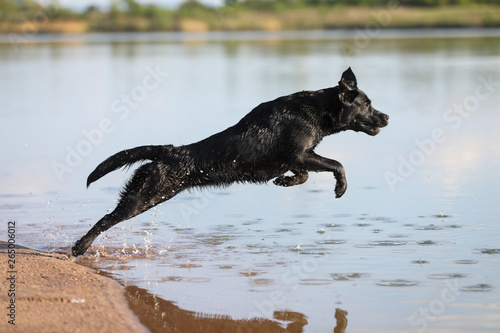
top-left (300, 152), bottom-right (347, 198)
top-left (274, 169), bottom-right (309, 187)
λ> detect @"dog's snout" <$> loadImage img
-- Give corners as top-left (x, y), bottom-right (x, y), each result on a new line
top-left (378, 112), bottom-right (389, 123)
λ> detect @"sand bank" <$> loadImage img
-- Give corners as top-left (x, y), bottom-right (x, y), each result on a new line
top-left (0, 241), bottom-right (148, 333)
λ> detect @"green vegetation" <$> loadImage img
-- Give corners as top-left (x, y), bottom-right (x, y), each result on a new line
top-left (1, 0), bottom-right (500, 33)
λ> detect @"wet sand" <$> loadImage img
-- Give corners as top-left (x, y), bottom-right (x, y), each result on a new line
top-left (0, 241), bottom-right (148, 333)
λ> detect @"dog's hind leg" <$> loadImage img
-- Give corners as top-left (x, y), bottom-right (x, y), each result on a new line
top-left (72, 162), bottom-right (185, 256)
top-left (273, 169), bottom-right (309, 187)
top-left (72, 207), bottom-right (138, 257)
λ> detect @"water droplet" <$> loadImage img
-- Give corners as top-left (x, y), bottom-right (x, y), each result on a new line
top-left (239, 268), bottom-right (264, 277)
top-left (411, 258), bottom-right (430, 264)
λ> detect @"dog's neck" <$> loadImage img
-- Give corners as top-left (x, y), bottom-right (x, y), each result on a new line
top-left (311, 87), bottom-right (348, 136)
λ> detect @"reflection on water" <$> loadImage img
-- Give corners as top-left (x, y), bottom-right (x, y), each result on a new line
top-left (123, 284), bottom-right (346, 333)
top-left (1, 30), bottom-right (500, 332)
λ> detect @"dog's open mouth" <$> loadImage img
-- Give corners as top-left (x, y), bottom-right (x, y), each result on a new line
top-left (358, 113), bottom-right (389, 136)
top-left (359, 122), bottom-right (382, 136)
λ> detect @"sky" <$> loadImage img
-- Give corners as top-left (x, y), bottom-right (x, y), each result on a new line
top-left (53, 0), bottom-right (225, 11)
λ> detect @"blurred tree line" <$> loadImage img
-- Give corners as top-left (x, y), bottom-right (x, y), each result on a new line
top-left (230, 0), bottom-right (500, 8)
top-left (1, 0), bottom-right (499, 32)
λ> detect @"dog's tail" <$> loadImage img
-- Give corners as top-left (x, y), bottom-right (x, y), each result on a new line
top-left (87, 145), bottom-right (174, 187)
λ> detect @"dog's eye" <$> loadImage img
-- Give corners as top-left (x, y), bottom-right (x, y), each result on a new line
top-left (363, 102), bottom-right (370, 108)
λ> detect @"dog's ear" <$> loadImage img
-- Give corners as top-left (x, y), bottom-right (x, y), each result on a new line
top-left (338, 67), bottom-right (358, 105)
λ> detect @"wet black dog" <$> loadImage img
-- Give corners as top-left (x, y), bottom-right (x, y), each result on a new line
top-left (72, 67), bottom-right (388, 256)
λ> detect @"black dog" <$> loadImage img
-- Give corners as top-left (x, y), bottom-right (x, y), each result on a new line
top-left (72, 68), bottom-right (388, 256)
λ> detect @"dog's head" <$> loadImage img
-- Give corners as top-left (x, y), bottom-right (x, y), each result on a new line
top-left (338, 68), bottom-right (389, 136)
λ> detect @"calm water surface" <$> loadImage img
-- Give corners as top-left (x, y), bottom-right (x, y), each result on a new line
top-left (1, 30), bottom-right (499, 332)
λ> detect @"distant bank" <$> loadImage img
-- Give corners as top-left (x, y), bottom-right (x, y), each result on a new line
top-left (1, 5), bottom-right (499, 34)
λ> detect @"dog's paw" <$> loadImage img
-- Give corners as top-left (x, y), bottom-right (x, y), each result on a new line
top-left (334, 180), bottom-right (347, 198)
top-left (273, 176), bottom-right (291, 187)
top-left (71, 240), bottom-right (90, 257)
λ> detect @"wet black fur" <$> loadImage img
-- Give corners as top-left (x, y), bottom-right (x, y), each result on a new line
top-left (72, 68), bottom-right (389, 256)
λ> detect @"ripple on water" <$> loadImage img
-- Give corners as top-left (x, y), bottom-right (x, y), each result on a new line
top-left (219, 265), bottom-right (233, 269)
top-left (460, 284), bottom-right (494, 292)
top-left (332, 214), bottom-right (351, 218)
top-left (411, 259), bottom-right (430, 264)
top-left (250, 278), bottom-right (274, 286)
top-left (415, 225), bottom-right (443, 231)
top-left (255, 262), bottom-right (277, 268)
top-left (290, 244), bottom-right (328, 255)
top-left (417, 240), bottom-right (438, 245)
top-left (376, 279), bottom-right (418, 287)
top-left (369, 240), bottom-right (407, 246)
top-left (306, 189), bottom-right (324, 193)
top-left (239, 270), bottom-right (265, 277)
top-left (325, 223), bottom-right (346, 228)
top-left (293, 214), bottom-right (314, 219)
top-left (354, 244), bottom-right (375, 249)
top-left (177, 262), bottom-right (202, 268)
top-left (161, 276), bottom-right (183, 282)
top-left (298, 279), bottom-right (332, 286)
top-left (428, 273), bottom-right (467, 279)
top-left (432, 213), bottom-right (452, 219)
top-left (298, 248), bottom-right (328, 255)
top-left (478, 248), bottom-right (500, 254)
top-left (331, 273), bottom-right (370, 281)
top-left (316, 239), bottom-right (346, 245)
top-left (454, 259), bottom-right (479, 265)
top-left (370, 217), bottom-right (397, 223)
top-left (187, 277), bottom-right (211, 283)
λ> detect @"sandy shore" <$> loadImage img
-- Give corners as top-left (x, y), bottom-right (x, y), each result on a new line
top-left (0, 241), bottom-right (148, 333)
